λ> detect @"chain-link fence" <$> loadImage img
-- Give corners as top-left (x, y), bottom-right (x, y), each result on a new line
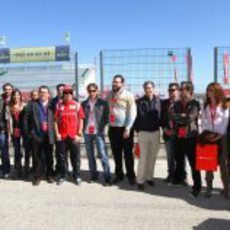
top-left (214, 47), bottom-right (230, 95)
top-left (99, 48), bottom-right (192, 98)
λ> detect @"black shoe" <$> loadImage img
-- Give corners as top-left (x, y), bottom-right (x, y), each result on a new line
top-left (103, 180), bottom-right (112, 186)
top-left (57, 178), bottom-right (65, 185)
top-left (17, 169), bottom-right (23, 179)
top-left (47, 176), bottom-right (55, 184)
top-left (128, 178), bottom-right (136, 186)
top-left (112, 177), bottom-right (124, 184)
top-left (74, 177), bottom-right (82, 185)
top-left (89, 176), bottom-right (98, 183)
top-left (204, 190), bottom-right (212, 198)
top-left (32, 177), bottom-right (41, 186)
top-left (181, 180), bottom-right (188, 186)
top-left (164, 175), bottom-right (173, 184)
top-left (172, 179), bottom-right (188, 187)
top-left (190, 189), bottom-right (200, 198)
top-left (220, 189), bottom-right (229, 199)
top-left (3, 173), bottom-right (10, 179)
top-left (137, 184), bottom-right (145, 191)
top-left (146, 180), bottom-right (155, 186)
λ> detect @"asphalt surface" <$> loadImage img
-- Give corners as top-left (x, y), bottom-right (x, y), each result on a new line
top-left (0, 155), bottom-right (229, 230)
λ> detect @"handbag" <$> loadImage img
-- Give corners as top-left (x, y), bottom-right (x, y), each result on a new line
top-left (195, 143), bottom-right (218, 171)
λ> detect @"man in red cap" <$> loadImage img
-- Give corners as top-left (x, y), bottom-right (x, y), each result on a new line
top-left (54, 85), bottom-right (84, 185)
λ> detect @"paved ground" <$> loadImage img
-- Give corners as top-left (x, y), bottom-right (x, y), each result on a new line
top-left (0, 156), bottom-right (229, 230)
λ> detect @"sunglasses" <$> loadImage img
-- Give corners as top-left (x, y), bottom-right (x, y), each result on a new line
top-left (168, 88), bottom-right (177, 92)
top-left (88, 89), bottom-right (97, 93)
top-left (63, 91), bottom-right (73, 95)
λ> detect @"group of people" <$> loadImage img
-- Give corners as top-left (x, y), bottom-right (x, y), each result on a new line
top-left (0, 75), bottom-right (229, 199)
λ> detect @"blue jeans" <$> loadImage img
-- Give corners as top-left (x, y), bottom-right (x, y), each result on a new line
top-left (165, 137), bottom-right (176, 178)
top-left (84, 134), bottom-right (110, 182)
top-left (0, 133), bottom-right (10, 174)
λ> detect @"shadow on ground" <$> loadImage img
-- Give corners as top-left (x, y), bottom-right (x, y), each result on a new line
top-left (115, 177), bottom-right (230, 211)
top-left (193, 218), bottom-right (230, 230)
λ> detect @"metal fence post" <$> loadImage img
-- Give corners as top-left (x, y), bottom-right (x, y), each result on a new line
top-left (214, 47), bottom-right (218, 82)
top-left (100, 51), bottom-right (104, 92)
top-left (187, 48), bottom-right (192, 81)
top-left (75, 52), bottom-right (79, 98)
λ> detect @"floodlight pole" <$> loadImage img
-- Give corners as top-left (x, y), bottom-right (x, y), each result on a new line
top-left (187, 48), bottom-right (192, 81)
top-left (75, 52), bottom-right (79, 98)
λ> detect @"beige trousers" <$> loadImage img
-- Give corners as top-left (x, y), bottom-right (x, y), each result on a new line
top-left (137, 131), bottom-right (160, 184)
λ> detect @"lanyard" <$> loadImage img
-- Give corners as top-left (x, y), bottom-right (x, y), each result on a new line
top-left (169, 101), bottom-right (174, 129)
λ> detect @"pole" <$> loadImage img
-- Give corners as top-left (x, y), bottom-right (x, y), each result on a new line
top-left (75, 52), bottom-right (79, 98)
top-left (100, 51), bottom-right (104, 92)
top-left (187, 48), bottom-right (192, 81)
top-left (214, 47), bottom-right (218, 83)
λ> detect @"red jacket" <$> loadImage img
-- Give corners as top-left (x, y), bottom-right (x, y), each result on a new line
top-left (55, 99), bottom-right (84, 139)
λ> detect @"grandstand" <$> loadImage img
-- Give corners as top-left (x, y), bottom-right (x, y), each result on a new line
top-left (0, 62), bottom-right (95, 100)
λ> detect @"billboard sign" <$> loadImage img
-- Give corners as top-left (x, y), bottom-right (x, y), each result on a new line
top-left (0, 45), bottom-right (70, 63)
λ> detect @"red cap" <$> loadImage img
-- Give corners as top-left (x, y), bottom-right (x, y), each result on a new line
top-left (63, 85), bottom-right (73, 93)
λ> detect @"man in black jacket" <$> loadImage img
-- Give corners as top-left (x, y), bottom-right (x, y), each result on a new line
top-left (134, 81), bottom-right (161, 190)
top-left (172, 81), bottom-right (201, 197)
top-left (0, 83), bottom-right (14, 178)
top-left (28, 85), bottom-right (55, 185)
top-left (161, 83), bottom-right (180, 184)
top-left (50, 83), bottom-right (65, 175)
top-left (23, 89), bottom-right (39, 178)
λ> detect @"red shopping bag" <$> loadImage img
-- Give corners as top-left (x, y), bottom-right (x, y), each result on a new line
top-left (134, 143), bottom-right (140, 158)
top-left (196, 143), bottom-right (218, 171)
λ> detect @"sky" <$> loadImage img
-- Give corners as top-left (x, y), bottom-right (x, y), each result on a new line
top-left (0, 0), bottom-right (230, 91)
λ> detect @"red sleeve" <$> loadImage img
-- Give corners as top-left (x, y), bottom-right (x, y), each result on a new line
top-left (78, 105), bottom-right (85, 119)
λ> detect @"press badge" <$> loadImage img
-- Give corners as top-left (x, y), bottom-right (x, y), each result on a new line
top-left (88, 125), bottom-right (95, 134)
top-left (110, 114), bottom-right (115, 124)
top-left (41, 122), bottom-right (48, 132)
top-left (178, 127), bottom-right (187, 138)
